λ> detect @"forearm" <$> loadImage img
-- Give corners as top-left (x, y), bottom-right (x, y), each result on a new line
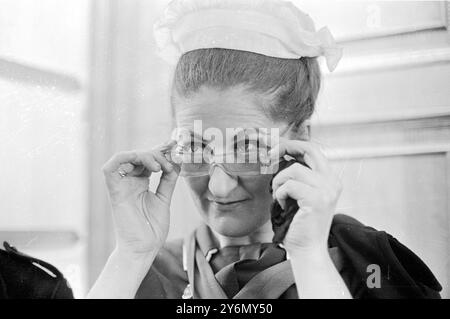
top-left (86, 249), bottom-right (157, 299)
top-left (289, 248), bottom-right (352, 299)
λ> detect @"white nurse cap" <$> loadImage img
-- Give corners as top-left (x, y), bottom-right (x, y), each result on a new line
top-left (154, 0), bottom-right (343, 72)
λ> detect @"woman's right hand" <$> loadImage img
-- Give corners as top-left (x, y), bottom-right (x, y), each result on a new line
top-left (101, 141), bottom-right (179, 259)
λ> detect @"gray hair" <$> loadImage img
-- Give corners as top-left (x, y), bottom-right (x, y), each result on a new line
top-left (171, 48), bottom-right (321, 132)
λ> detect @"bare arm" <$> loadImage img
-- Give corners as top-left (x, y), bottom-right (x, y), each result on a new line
top-left (86, 143), bottom-right (178, 299)
top-left (87, 250), bottom-right (157, 299)
top-left (290, 248), bottom-right (352, 299)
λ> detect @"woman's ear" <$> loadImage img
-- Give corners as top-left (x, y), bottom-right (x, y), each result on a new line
top-left (304, 120), bottom-right (311, 141)
top-left (286, 120), bottom-right (311, 141)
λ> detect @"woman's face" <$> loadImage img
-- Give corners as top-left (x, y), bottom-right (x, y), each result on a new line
top-left (174, 85), bottom-right (290, 237)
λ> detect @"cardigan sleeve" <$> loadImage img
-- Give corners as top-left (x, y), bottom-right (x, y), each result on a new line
top-left (329, 214), bottom-right (442, 299)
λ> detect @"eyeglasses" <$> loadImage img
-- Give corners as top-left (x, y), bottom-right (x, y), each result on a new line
top-left (162, 142), bottom-right (279, 177)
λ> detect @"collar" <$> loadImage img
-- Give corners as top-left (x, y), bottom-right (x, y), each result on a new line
top-left (195, 224), bottom-right (274, 262)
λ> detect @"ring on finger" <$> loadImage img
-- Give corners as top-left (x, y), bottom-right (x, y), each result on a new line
top-left (118, 169), bottom-right (127, 178)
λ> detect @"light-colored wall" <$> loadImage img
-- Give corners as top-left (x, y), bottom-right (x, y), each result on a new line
top-left (311, 1), bottom-right (450, 298)
top-left (0, 0), bottom-right (90, 297)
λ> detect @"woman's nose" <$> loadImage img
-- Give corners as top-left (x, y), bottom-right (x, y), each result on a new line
top-left (208, 165), bottom-right (238, 198)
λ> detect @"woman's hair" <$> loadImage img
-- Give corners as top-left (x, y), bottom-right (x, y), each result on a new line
top-left (171, 48), bottom-right (321, 132)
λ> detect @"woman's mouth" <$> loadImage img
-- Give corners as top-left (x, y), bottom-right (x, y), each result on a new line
top-left (214, 199), bottom-right (246, 205)
top-left (210, 199), bottom-right (248, 209)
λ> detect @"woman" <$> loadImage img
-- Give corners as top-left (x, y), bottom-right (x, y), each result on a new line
top-left (87, 0), bottom-right (441, 299)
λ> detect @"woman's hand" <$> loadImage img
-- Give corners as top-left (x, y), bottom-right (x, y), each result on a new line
top-left (87, 142), bottom-right (179, 299)
top-left (269, 140), bottom-right (351, 299)
top-left (101, 141), bottom-right (179, 259)
top-left (270, 140), bottom-right (343, 255)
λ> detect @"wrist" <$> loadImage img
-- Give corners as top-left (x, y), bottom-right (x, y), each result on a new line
top-left (110, 247), bottom-right (158, 270)
top-left (287, 245), bottom-right (330, 263)
top-left (87, 248), bottom-right (158, 299)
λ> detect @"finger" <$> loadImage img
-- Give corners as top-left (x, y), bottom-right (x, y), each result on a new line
top-left (159, 139), bottom-right (178, 152)
top-left (274, 179), bottom-right (315, 209)
top-left (117, 163), bottom-right (135, 174)
top-left (124, 164), bottom-right (150, 177)
top-left (272, 162), bottom-right (322, 193)
top-left (117, 163), bottom-right (152, 177)
top-left (269, 140), bottom-right (329, 173)
top-left (103, 144), bottom-right (177, 180)
top-left (151, 150), bottom-right (175, 173)
top-left (102, 151), bottom-right (139, 173)
top-left (155, 169), bottom-right (179, 205)
top-left (103, 150), bottom-right (163, 175)
top-left (162, 140), bottom-right (181, 164)
top-left (133, 148), bottom-right (176, 174)
top-left (269, 140), bottom-right (314, 169)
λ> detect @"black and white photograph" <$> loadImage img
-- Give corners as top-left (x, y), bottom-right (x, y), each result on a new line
top-left (0, 0), bottom-right (449, 304)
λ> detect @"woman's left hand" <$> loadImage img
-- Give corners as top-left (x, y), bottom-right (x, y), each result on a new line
top-left (270, 140), bottom-right (343, 255)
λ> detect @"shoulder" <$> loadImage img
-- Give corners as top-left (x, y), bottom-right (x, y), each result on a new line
top-left (0, 242), bottom-right (73, 299)
top-left (331, 213), bottom-right (374, 231)
top-left (329, 214), bottom-right (442, 298)
top-left (136, 238), bottom-right (188, 299)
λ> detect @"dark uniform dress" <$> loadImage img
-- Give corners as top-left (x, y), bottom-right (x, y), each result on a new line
top-left (136, 214), bottom-right (442, 299)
